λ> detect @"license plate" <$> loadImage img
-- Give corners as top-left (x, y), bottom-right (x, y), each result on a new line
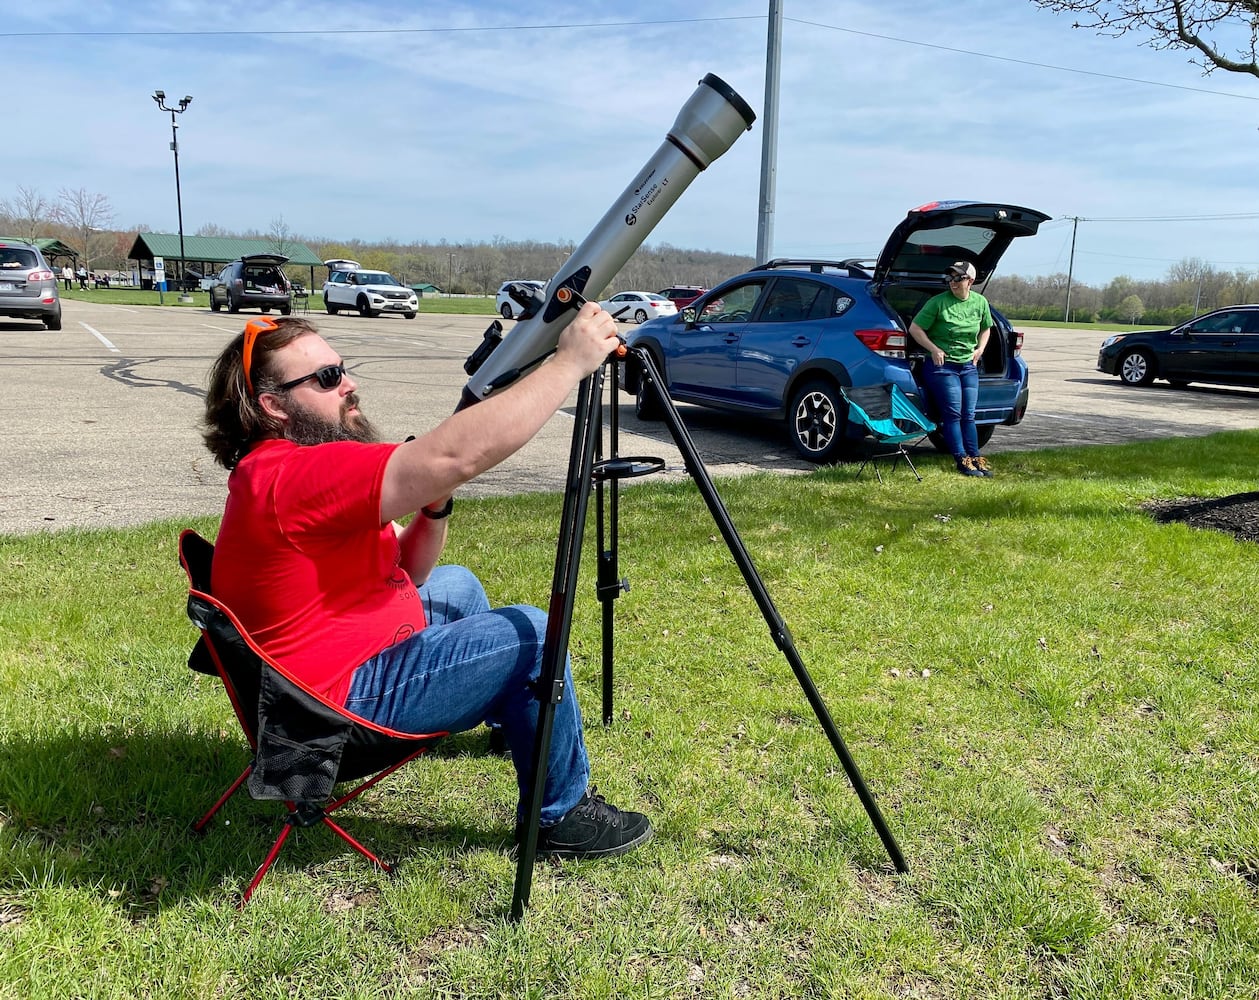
top-left (0, 282), bottom-right (13, 291)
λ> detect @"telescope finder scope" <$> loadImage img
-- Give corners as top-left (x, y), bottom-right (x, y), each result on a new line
top-left (460, 73), bottom-right (755, 405)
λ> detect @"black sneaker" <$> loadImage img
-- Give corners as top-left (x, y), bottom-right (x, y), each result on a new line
top-left (524, 787), bottom-right (653, 860)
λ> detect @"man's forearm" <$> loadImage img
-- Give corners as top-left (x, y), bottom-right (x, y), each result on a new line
top-left (380, 355), bottom-right (586, 524)
top-left (395, 516), bottom-right (448, 585)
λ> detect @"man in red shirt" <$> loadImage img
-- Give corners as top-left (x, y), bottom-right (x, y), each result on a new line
top-left (201, 311), bottom-right (651, 860)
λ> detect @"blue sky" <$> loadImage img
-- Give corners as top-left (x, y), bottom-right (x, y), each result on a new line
top-left (5, 0), bottom-right (1258, 286)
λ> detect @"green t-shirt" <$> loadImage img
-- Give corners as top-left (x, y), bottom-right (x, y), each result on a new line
top-left (912, 290), bottom-right (993, 363)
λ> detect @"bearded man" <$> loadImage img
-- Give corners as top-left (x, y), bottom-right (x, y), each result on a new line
top-left (200, 314), bottom-right (652, 860)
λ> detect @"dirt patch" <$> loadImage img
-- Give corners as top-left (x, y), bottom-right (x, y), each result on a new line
top-left (1143, 491), bottom-right (1259, 545)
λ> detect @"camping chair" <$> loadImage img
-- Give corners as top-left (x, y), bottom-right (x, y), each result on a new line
top-left (840, 383), bottom-right (936, 483)
top-left (291, 282), bottom-right (309, 313)
top-left (178, 529), bottom-right (447, 907)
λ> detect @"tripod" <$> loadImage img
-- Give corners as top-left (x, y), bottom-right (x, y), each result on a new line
top-left (510, 346), bottom-right (908, 920)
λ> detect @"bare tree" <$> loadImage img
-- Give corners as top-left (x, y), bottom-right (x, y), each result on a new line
top-left (269, 215), bottom-right (294, 256)
top-left (0, 186), bottom-right (52, 241)
top-left (53, 188), bottom-right (115, 273)
top-left (1030, 1), bottom-right (1259, 78)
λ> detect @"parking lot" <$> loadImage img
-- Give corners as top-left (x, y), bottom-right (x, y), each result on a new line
top-left (2, 298), bottom-right (1257, 534)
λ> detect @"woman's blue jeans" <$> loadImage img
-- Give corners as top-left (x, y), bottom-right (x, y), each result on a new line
top-left (922, 359), bottom-right (979, 459)
top-left (344, 565), bottom-right (590, 825)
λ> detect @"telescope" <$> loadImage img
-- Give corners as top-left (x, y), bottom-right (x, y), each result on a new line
top-left (460, 73), bottom-right (756, 407)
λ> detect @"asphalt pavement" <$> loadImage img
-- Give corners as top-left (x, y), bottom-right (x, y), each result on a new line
top-left (2, 299), bottom-right (1256, 535)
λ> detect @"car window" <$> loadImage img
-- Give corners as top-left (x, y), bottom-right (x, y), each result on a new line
top-left (699, 281), bottom-right (765, 323)
top-left (755, 278), bottom-right (825, 324)
top-left (0, 248), bottom-right (38, 268)
top-left (1191, 311), bottom-right (1249, 334)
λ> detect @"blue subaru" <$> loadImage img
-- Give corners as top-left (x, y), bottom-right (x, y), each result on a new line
top-left (621, 201), bottom-right (1049, 462)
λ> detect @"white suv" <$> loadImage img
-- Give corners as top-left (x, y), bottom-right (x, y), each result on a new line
top-left (323, 260), bottom-right (418, 319)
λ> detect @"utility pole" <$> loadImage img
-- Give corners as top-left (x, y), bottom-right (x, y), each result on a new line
top-left (152, 91), bottom-right (193, 301)
top-left (755, 0), bottom-right (782, 265)
top-left (1064, 216), bottom-right (1080, 323)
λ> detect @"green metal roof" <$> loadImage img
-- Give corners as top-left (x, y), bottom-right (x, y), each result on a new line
top-left (126, 232), bottom-right (323, 266)
top-left (0, 237), bottom-right (79, 261)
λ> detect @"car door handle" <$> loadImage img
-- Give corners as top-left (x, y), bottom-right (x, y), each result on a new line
top-left (724, 333), bottom-right (739, 344)
top-left (790, 337), bottom-right (810, 348)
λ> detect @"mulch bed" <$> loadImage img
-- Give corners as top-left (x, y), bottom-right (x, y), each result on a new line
top-left (1143, 491), bottom-right (1259, 545)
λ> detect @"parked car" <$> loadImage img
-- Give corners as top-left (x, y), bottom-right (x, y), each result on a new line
top-left (0, 239), bottom-right (61, 330)
top-left (658, 285), bottom-right (708, 310)
top-left (323, 264), bottom-right (418, 319)
top-left (496, 279), bottom-right (546, 319)
top-left (621, 200), bottom-right (1049, 462)
top-left (1097, 305), bottom-right (1259, 388)
top-left (209, 253), bottom-right (292, 314)
top-left (597, 291), bottom-right (678, 324)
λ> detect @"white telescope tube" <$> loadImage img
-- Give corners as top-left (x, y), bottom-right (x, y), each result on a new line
top-left (462, 73), bottom-right (755, 403)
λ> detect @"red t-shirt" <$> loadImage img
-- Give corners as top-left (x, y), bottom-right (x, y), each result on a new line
top-left (211, 438), bottom-right (426, 704)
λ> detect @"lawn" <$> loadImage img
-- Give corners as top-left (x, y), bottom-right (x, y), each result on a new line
top-left (1, 433), bottom-right (1256, 999)
top-left (57, 287), bottom-right (498, 315)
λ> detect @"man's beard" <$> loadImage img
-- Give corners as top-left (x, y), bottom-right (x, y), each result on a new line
top-left (283, 392), bottom-right (381, 447)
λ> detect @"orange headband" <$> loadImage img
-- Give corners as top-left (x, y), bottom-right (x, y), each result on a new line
top-left (241, 317), bottom-right (280, 397)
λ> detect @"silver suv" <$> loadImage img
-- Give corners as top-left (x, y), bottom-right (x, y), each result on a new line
top-left (0, 239), bottom-right (62, 330)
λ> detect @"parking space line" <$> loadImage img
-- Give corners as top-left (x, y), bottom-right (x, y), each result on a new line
top-left (1027, 411), bottom-right (1096, 423)
top-left (79, 321), bottom-right (120, 353)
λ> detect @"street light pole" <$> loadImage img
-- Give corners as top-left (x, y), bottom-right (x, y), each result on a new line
top-left (152, 91), bottom-right (193, 300)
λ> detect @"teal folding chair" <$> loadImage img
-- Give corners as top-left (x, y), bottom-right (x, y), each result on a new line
top-left (840, 384), bottom-right (936, 482)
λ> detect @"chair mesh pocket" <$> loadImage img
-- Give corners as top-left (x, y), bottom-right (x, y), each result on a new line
top-left (249, 730), bottom-right (345, 802)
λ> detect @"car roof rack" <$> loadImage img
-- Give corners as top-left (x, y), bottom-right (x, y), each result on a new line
top-left (754, 258), bottom-right (874, 278)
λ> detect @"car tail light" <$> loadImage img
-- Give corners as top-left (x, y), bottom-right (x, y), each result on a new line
top-left (855, 328), bottom-right (907, 358)
top-left (29, 269), bottom-right (54, 282)
top-left (1013, 329), bottom-right (1024, 355)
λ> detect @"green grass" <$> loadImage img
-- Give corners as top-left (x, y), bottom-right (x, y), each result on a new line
top-left (58, 287), bottom-right (498, 315)
top-left (2, 434), bottom-right (1257, 998)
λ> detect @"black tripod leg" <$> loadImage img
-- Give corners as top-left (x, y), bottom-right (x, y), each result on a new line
top-left (596, 357), bottom-right (624, 726)
top-left (633, 348), bottom-right (908, 874)
top-left (511, 371), bottom-right (605, 921)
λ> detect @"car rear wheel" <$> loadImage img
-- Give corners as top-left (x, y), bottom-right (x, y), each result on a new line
top-left (634, 308), bottom-right (648, 324)
top-left (210, 294), bottom-right (221, 312)
top-left (1118, 349), bottom-right (1156, 386)
top-left (357, 296), bottom-right (376, 318)
top-left (44, 312), bottom-right (62, 331)
top-left (280, 305), bottom-right (292, 316)
top-left (500, 303), bottom-right (514, 319)
top-left (788, 380), bottom-right (848, 463)
top-left (227, 292), bottom-right (240, 314)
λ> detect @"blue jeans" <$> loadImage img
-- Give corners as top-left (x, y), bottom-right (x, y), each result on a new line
top-left (922, 359), bottom-right (979, 460)
top-left (344, 565), bottom-right (590, 825)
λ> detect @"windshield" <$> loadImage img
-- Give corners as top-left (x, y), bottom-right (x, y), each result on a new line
top-left (358, 272), bottom-right (401, 286)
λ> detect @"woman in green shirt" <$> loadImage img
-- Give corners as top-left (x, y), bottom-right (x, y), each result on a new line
top-left (908, 261), bottom-right (993, 477)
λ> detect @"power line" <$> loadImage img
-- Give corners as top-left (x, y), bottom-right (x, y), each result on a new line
top-left (786, 16), bottom-right (1259, 103)
top-left (1, 16), bottom-right (759, 38)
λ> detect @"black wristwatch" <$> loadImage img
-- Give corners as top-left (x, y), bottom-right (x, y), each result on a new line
top-left (421, 497), bottom-right (454, 520)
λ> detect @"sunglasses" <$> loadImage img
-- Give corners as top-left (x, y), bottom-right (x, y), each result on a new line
top-left (948, 273), bottom-right (971, 283)
top-left (275, 363), bottom-right (347, 392)
top-left (241, 317), bottom-right (278, 396)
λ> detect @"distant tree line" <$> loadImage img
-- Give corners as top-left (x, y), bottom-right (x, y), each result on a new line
top-left (3, 185), bottom-right (1255, 323)
top-left (984, 259), bottom-right (1259, 326)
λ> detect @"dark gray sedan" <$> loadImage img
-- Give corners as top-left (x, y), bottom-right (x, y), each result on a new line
top-left (1097, 305), bottom-right (1259, 387)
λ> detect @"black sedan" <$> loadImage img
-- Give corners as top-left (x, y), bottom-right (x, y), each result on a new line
top-left (1097, 305), bottom-right (1259, 388)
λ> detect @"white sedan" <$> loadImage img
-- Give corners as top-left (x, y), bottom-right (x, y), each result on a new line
top-left (596, 291), bottom-right (678, 324)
